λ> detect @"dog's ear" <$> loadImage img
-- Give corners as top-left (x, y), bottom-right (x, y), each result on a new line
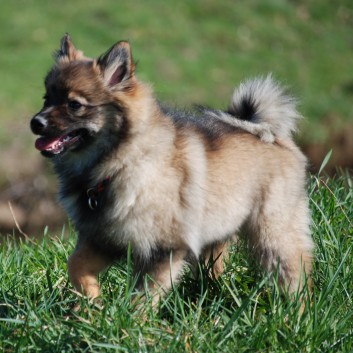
top-left (55, 34), bottom-right (85, 62)
top-left (96, 41), bottom-right (135, 88)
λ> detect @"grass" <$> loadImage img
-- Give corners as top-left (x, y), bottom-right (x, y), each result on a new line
top-left (1, 174), bottom-right (352, 352)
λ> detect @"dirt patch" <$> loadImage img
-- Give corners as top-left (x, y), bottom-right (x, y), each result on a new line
top-left (0, 149), bottom-right (66, 237)
top-left (303, 122), bottom-right (353, 173)
top-left (0, 177), bottom-right (66, 237)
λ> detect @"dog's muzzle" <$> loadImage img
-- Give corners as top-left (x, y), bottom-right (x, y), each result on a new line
top-left (30, 114), bottom-right (48, 135)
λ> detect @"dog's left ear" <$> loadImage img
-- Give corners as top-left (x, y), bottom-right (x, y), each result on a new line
top-left (97, 41), bottom-right (135, 88)
top-left (55, 34), bottom-right (85, 62)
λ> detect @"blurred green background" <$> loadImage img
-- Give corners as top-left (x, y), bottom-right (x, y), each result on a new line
top-left (0, 0), bottom-right (352, 235)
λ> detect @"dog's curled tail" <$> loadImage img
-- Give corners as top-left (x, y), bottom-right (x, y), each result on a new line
top-left (227, 75), bottom-right (301, 142)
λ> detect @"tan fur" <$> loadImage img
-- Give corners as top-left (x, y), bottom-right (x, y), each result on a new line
top-left (202, 242), bottom-right (229, 279)
top-left (68, 242), bottom-right (112, 299)
top-left (31, 36), bottom-right (314, 308)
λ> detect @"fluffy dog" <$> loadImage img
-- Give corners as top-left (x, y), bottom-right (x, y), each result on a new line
top-left (30, 34), bottom-right (313, 305)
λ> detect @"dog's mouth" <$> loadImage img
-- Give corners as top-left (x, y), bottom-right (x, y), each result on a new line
top-left (35, 129), bottom-right (87, 157)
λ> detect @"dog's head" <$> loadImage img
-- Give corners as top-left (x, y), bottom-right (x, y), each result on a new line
top-left (30, 34), bottom-right (136, 159)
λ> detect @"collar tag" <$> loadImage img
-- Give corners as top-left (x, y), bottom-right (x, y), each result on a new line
top-left (86, 177), bottom-right (111, 211)
top-left (87, 188), bottom-right (99, 210)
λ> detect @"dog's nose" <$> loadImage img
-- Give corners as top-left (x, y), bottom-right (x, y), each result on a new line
top-left (30, 115), bottom-right (47, 134)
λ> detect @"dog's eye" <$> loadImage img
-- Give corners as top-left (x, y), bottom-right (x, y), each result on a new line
top-left (68, 100), bottom-right (82, 111)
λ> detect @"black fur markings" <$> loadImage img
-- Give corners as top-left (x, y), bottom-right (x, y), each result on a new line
top-left (228, 93), bottom-right (259, 122)
top-left (160, 104), bottom-right (244, 149)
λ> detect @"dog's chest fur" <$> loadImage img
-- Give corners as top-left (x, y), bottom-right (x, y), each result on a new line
top-left (57, 147), bottom-right (191, 259)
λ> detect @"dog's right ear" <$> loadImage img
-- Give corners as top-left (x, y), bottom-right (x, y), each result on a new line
top-left (96, 41), bottom-right (135, 88)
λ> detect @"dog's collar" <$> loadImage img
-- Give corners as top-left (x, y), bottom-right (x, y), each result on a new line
top-left (86, 177), bottom-right (111, 210)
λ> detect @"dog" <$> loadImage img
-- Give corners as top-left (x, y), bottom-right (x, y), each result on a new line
top-left (30, 34), bottom-right (313, 306)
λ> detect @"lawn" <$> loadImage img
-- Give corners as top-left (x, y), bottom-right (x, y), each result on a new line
top-left (0, 174), bottom-right (352, 352)
top-left (0, 1), bottom-right (353, 351)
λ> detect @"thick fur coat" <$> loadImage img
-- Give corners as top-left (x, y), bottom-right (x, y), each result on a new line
top-left (30, 35), bottom-right (313, 304)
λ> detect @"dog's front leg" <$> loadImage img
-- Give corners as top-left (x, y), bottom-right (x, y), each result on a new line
top-left (68, 241), bottom-right (113, 300)
top-left (135, 249), bottom-right (190, 307)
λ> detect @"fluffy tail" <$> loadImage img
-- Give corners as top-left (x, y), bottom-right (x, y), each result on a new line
top-left (227, 75), bottom-right (301, 140)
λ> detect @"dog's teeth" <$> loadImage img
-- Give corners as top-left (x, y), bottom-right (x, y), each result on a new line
top-left (53, 146), bottom-right (64, 154)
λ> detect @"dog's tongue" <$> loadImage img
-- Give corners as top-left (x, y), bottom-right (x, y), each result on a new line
top-left (35, 136), bottom-right (61, 151)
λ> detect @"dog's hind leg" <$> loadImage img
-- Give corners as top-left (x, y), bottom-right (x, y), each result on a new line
top-left (68, 241), bottom-right (114, 300)
top-left (248, 197), bottom-right (313, 295)
top-left (202, 242), bottom-right (229, 279)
